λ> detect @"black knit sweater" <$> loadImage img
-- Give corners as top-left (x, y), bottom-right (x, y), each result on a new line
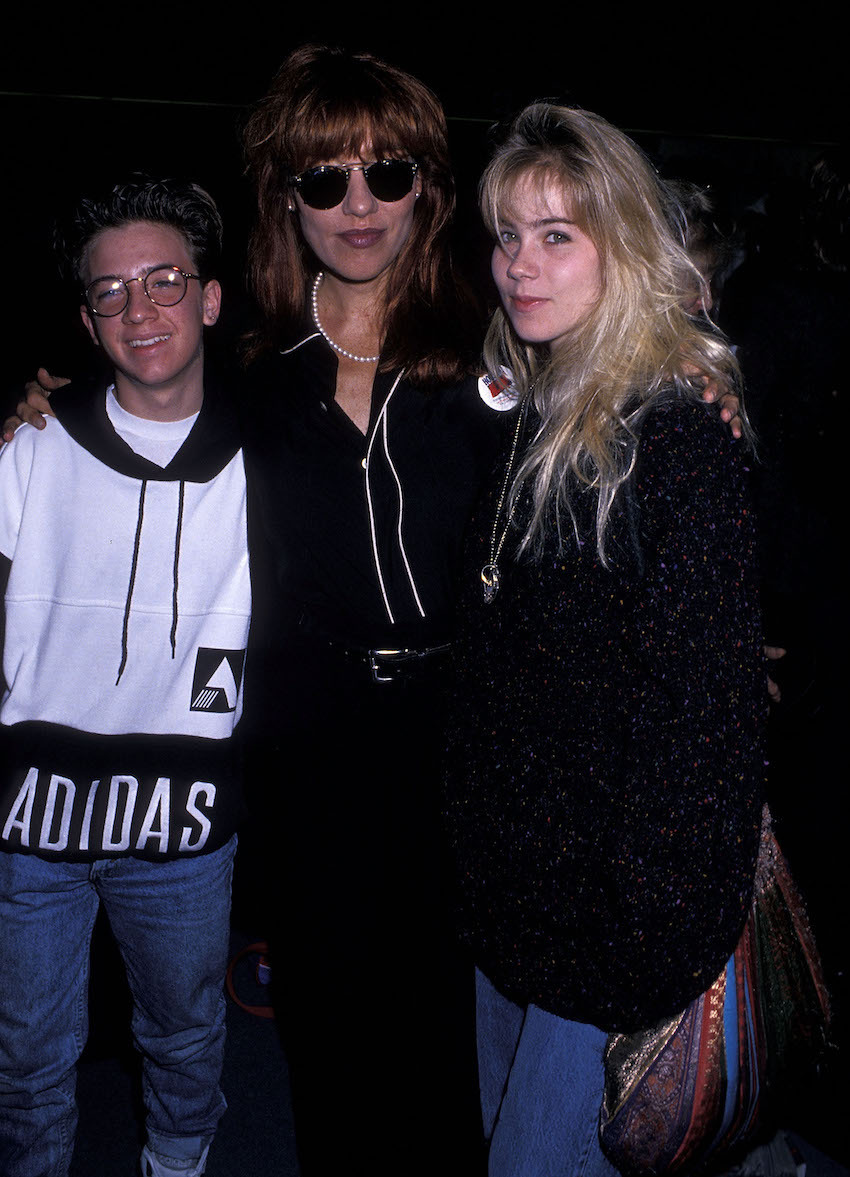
top-left (444, 394), bottom-right (766, 1033)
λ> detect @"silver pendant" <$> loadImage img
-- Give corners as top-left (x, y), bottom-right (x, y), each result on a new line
top-left (481, 564), bottom-right (500, 604)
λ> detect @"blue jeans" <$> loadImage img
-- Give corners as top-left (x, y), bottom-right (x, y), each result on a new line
top-left (477, 970), bottom-right (620, 1177)
top-left (0, 838), bottom-right (236, 1177)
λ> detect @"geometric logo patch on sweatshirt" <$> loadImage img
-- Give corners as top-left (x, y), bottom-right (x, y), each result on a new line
top-left (190, 648), bottom-right (247, 712)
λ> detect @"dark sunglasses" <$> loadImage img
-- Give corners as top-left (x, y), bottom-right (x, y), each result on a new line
top-left (291, 159), bottom-right (419, 210)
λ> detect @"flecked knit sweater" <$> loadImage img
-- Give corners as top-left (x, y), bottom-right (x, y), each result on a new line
top-left (444, 393), bottom-right (766, 1033)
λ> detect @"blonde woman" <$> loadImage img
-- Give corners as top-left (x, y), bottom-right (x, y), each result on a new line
top-left (444, 105), bottom-right (765, 1175)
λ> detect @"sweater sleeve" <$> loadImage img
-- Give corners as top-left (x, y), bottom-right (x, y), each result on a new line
top-left (0, 433), bottom-right (33, 699)
top-left (0, 430), bottom-right (35, 561)
top-left (604, 401), bottom-right (766, 1019)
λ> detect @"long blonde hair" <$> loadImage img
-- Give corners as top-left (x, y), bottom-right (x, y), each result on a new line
top-left (481, 104), bottom-right (742, 561)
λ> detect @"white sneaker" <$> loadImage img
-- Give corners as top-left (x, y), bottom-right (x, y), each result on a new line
top-left (140, 1142), bottom-right (210, 1177)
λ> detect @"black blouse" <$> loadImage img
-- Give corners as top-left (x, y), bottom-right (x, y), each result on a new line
top-left (244, 332), bottom-right (505, 651)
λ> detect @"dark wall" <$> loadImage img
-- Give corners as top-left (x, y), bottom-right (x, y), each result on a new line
top-left (2, 10), bottom-right (843, 393)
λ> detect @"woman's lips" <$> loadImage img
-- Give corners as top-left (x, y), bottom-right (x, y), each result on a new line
top-left (510, 295), bottom-right (548, 312)
top-left (337, 228), bottom-right (386, 248)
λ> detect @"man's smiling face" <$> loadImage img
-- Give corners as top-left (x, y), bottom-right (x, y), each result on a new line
top-left (80, 220), bottom-right (220, 420)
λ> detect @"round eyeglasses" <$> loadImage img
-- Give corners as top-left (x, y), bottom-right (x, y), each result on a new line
top-left (84, 266), bottom-right (201, 317)
top-left (291, 159), bottom-right (419, 210)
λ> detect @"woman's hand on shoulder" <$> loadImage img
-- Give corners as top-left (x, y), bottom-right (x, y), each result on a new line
top-left (681, 361), bottom-right (743, 439)
top-left (701, 380), bottom-right (743, 439)
top-left (692, 369), bottom-right (744, 440)
top-left (2, 369), bottom-right (67, 442)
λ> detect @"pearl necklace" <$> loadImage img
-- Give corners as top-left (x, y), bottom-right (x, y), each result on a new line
top-left (481, 393), bottom-right (530, 604)
top-left (311, 273), bottom-right (380, 364)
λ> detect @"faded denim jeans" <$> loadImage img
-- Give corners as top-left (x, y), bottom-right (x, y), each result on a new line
top-left (476, 969), bottom-right (620, 1177)
top-left (0, 837), bottom-right (236, 1177)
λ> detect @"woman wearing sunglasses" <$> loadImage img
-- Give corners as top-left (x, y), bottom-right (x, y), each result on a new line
top-left (241, 45), bottom-right (498, 1177)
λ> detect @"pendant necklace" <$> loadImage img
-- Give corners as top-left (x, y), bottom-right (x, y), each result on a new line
top-left (481, 393), bottom-right (530, 604)
top-left (311, 272), bottom-right (380, 364)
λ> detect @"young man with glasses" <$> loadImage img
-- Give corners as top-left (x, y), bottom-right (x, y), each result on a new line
top-left (0, 177), bottom-right (250, 1177)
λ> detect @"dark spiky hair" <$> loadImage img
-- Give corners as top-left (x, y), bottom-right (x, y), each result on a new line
top-left (55, 174), bottom-right (223, 287)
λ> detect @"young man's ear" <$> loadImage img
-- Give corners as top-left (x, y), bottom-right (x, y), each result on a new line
top-left (80, 305), bottom-right (100, 348)
top-left (202, 280), bottom-right (222, 327)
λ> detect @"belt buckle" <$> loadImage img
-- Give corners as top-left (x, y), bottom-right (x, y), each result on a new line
top-left (368, 648), bottom-right (407, 684)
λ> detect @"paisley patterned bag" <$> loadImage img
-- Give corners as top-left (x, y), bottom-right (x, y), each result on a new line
top-left (599, 808), bottom-right (830, 1175)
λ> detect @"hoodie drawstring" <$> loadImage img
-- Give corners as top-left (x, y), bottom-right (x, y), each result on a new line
top-left (116, 480), bottom-right (148, 685)
top-left (171, 481), bottom-right (185, 657)
top-left (116, 479), bottom-right (185, 684)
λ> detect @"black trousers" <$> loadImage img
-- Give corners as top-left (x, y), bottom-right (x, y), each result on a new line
top-left (250, 639), bottom-right (484, 1176)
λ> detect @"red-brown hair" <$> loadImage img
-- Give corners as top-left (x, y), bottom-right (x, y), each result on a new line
top-left (243, 45), bottom-right (481, 382)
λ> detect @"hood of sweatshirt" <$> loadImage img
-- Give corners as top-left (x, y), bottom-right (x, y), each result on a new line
top-left (50, 375), bottom-right (242, 484)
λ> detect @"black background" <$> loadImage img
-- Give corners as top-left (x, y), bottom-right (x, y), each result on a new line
top-left (1, 5), bottom-right (844, 390)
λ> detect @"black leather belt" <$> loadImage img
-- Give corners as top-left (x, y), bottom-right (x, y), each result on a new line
top-left (294, 611), bottom-right (451, 684)
top-left (332, 642), bottom-right (452, 684)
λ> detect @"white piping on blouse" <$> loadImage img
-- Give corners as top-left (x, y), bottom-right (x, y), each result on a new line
top-left (280, 338), bottom-right (426, 626)
top-left (278, 332), bottom-right (322, 356)
top-left (365, 371), bottom-right (426, 625)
